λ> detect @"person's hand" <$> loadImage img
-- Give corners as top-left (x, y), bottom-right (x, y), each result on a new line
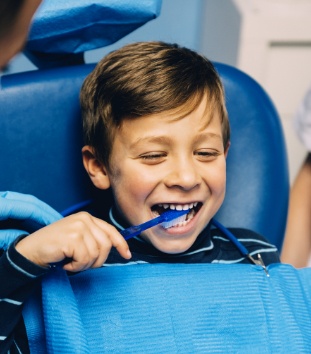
top-left (15, 212), bottom-right (132, 272)
top-left (0, 191), bottom-right (62, 250)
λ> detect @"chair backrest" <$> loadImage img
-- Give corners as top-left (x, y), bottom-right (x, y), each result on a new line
top-left (0, 62), bottom-right (289, 250)
top-left (215, 63), bottom-right (289, 250)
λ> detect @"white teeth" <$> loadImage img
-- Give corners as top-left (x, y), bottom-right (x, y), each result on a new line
top-left (159, 203), bottom-right (197, 211)
top-left (162, 211), bottom-right (195, 229)
top-left (156, 202), bottom-right (199, 229)
top-left (162, 214), bottom-right (187, 229)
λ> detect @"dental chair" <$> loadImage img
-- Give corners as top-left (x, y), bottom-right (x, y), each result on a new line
top-left (2, 2), bottom-right (308, 353)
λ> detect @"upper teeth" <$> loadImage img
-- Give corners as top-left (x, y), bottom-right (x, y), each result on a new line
top-left (158, 202), bottom-right (198, 211)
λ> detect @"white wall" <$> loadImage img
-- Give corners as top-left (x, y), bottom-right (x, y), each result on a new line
top-left (200, 0), bottom-right (311, 183)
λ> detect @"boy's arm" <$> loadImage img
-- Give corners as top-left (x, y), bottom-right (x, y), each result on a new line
top-left (0, 213), bottom-right (132, 352)
top-left (0, 191), bottom-right (131, 271)
top-left (0, 236), bottom-right (49, 353)
top-left (0, 191), bottom-right (63, 352)
top-left (0, 192), bottom-right (131, 351)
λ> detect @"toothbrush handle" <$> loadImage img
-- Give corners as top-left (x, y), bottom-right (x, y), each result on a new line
top-left (120, 225), bottom-right (143, 240)
top-left (120, 209), bottom-right (189, 241)
top-left (120, 217), bottom-right (162, 240)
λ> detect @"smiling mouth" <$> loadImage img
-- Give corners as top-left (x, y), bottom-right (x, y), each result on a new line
top-left (151, 202), bottom-right (202, 229)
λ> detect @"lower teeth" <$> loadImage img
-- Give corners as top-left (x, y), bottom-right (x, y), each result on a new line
top-left (164, 212), bottom-right (194, 229)
top-left (186, 209), bottom-right (195, 221)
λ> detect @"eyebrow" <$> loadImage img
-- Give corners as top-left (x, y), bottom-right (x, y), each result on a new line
top-left (130, 132), bottom-right (223, 149)
top-left (195, 132), bottom-right (223, 142)
top-left (129, 136), bottom-right (172, 149)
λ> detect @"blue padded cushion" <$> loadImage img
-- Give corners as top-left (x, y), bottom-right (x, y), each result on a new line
top-left (0, 64), bottom-right (97, 213)
top-left (0, 63), bottom-right (288, 249)
top-left (26, 0), bottom-right (162, 54)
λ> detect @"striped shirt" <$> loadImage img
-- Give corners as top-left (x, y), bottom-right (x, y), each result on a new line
top-left (105, 207), bottom-right (279, 267)
top-left (0, 205), bottom-right (280, 353)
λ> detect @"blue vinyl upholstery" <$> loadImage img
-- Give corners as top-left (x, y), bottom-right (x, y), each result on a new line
top-left (0, 62), bottom-right (289, 250)
top-left (215, 63), bottom-right (289, 250)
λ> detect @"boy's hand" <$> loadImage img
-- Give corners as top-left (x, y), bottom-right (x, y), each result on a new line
top-left (15, 212), bottom-right (132, 272)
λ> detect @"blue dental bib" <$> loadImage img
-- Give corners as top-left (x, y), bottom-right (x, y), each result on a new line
top-left (23, 263), bottom-right (311, 353)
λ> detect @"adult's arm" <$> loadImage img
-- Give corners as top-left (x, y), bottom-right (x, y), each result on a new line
top-left (281, 153), bottom-right (311, 267)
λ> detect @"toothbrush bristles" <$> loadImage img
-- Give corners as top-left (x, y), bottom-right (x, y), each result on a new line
top-left (162, 214), bottom-right (188, 229)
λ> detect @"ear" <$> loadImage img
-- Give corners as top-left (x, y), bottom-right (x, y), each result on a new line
top-left (82, 146), bottom-right (111, 190)
top-left (224, 141), bottom-right (230, 158)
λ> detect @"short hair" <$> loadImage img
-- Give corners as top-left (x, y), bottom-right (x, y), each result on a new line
top-left (0, 0), bottom-right (24, 40)
top-left (80, 41), bottom-right (230, 168)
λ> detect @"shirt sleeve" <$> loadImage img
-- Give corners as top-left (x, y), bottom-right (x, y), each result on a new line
top-left (0, 235), bottom-right (49, 353)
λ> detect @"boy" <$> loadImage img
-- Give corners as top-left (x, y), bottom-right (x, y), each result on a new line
top-left (0, 41), bottom-right (280, 353)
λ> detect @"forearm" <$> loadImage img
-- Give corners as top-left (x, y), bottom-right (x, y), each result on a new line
top-left (0, 236), bottom-right (49, 352)
top-left (281, 153), bottom-right (311, 267)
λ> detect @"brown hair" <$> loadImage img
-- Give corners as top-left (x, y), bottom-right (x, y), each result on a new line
top-left (80, 41), bottom-right (230, 168)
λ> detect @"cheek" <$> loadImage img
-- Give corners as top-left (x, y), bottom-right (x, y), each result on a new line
top-left (109, 164), bottom-right (157, 204)
top-left (205, 161), bottom-right (227, 195)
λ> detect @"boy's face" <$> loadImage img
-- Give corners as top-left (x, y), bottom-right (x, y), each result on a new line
top-left (94, 95), bottom-right (228, 254)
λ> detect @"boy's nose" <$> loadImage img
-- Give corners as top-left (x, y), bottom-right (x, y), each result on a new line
top-left (164, 158), bottom-right (201, 191)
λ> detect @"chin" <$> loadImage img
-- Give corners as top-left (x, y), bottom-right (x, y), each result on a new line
top-left (153, 239), bottom-right (194, 255)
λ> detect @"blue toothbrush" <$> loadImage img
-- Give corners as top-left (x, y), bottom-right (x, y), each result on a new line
top-left (121, 209), bottom-right (189, 240)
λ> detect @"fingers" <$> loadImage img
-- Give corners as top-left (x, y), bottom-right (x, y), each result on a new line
top-left (52, 212), bottom-right (131, 272)
top-left (0, 193), bottom-right (133, 271)
top-left (15, 211), bottom-right (132, 272)
top-left (91, 216), bottom-right (132, 261)
top-left (62, 231), bottom-right (101, 272)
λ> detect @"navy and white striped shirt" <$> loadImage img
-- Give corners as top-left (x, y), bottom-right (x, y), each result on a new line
top-left (106, 206), bottom-right (279, 267)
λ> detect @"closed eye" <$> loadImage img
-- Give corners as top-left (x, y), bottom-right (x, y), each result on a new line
top-left (195, 150), bottom-right (221, 161)
top-left (196, 151), bottom-right (219, 156)
top-left (139, 152), bottom-right (167, 164)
